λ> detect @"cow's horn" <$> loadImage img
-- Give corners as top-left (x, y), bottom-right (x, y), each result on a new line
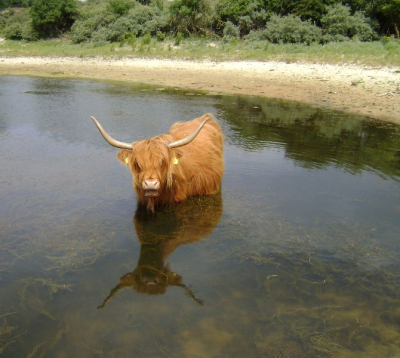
top-left (91, 116), bottom-right (133, 150)
top-left (167, 116), bottom-right (210, 149)
top-left (176, 283), bottom-right (204, 305)
top-left (97, 283), bottom-right (125, 309)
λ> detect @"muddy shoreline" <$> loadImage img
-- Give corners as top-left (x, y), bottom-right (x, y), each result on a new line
top-left (1, 56), bottom-right (399, 124)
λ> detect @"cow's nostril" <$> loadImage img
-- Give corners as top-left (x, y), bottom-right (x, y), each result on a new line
top-left (143, 179), bottom-right (160, 190)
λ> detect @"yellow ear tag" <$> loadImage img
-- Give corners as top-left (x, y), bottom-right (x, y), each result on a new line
top-left (125, 158), bottom-right (129, 165)
top-left (173, 157), bottom-right (179, 165)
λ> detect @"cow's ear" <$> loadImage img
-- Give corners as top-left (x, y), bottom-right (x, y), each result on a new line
top-left (171, 148), bottom-right (183, 161)
top-left (117, 150), bottom-right (132, 166)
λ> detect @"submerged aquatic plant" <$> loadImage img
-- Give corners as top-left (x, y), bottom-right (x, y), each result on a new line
top-left (0, 312), bottom-right (21, 355)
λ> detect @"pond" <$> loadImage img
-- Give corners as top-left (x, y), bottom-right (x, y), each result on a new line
top-left (0, 75), bottom-right (400, 358)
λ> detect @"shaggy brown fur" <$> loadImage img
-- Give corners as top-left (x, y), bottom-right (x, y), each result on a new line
top-left (117, 114), bottom-right (224, 211)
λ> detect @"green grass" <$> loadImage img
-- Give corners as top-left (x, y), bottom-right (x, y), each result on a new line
top-left (1, 36), bottom-right (399, 67)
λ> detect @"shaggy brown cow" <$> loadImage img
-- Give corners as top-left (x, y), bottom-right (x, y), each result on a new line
top-left (97, 194), bottom-right (223, 308)
top-left (91, 113), bottom-right (224, 211)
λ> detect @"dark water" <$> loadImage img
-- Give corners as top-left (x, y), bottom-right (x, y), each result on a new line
top-left (0, 75), bottom-right (400, 358)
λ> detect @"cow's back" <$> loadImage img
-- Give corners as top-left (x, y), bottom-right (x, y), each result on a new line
top-left (167, 115), bottom-right (224, 201)
top-left (169, 116), bottom-right (222, 147)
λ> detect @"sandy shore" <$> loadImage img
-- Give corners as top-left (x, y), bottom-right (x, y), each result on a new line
top-left (1, 56), bottom-right (399, 124)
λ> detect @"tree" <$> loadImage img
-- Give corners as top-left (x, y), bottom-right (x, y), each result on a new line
top-left (376, 0), bottom-right (400, 37)
top-left (215, 0), bottom-right (264, 24)
top-left (214, 0), bottom-right (267, 36)
top-left (0, 0), bottom-right (33, 10)
top-left (287, 0), bottom-right (337, 24)
top-left (168, 0), bottom-right (212, 35)
top-left (30, 0), bottom-right (78, 38)
top-left (107, 0), bottom-right (134, 16)
top-left (342, 0), bottom-right (399, 37)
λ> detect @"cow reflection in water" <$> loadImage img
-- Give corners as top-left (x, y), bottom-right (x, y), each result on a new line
top-left (98, 194), bottom-right (222, 308)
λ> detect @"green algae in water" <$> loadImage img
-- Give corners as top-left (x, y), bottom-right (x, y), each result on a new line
top-left (0, 312), bottom-right (20, 355)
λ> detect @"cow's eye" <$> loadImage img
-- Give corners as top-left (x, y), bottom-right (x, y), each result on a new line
top-left (133, 160), bottom-right (141, 172)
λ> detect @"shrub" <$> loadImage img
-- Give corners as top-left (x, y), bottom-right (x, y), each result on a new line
top-left (321, 4), bottom-right (379, 42)
top-left (156, 31), bottom-right (165, 41)
top-left (0, 9), bottom-right (13, 32)
top-left (174, 31), bottom-right (183, 45)
top-left (71, 15), bottom-right (103, 43)
top-left (215, 0), bottom-right (264, 24)
top-left (91, 4), bottom-right (168, 42)
top-left (321, 33), bottom-right (350, 43)
top-left (3, 22), bottom-right (23, 39)
top-left (168, 0), bottom-right (212, 35)
top-left (262, 14), bottom-right (322, 45)
top-left (71, 14), bottom-right (114, 43)
top-left (71, 1), bottom-right (118, 43)
top-left (2, 8), bottom-right (38, 41)
top-left (223, 21), bottom-right (239, 41)
top-left (381, 36), bottom-right (400, 53)
top-left (214, 0), bottom-right (267, 36)
top-left (141, 33), bottom-right (151, 44)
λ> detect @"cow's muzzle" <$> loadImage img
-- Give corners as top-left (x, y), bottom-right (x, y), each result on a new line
top-left (143, 179), bottom-right (160, 197)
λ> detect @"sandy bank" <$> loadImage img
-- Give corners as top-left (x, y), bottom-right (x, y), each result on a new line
top-left (1, 56), bottom-right (399, 124)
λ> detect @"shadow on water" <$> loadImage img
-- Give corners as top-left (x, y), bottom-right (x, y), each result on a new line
top-left (98, 194), bottom-right (222, 308)
top-left (0, 76), bottom-right (400, 357)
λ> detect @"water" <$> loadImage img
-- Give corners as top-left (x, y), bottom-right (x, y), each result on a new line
top-left (0, 75), bottom-right (399, 357)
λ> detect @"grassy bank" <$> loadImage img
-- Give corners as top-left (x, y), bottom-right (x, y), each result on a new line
top-left (1, 37), bottom-right (400, 67)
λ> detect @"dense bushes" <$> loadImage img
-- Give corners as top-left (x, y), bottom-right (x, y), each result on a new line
top-left (1, 8), bottom-right (38, 40)
top-left (70, 0), bottom-right (117, 43)
top-left (70, 1), bottom-right (168, 43)
top-left (107, 0), bottom-right (135, 16)
top-left (222, 21), bottom-right (239, 41)
top-left (30, 0), bottom-right (78, 38)
top-left (1, 0), bottom-right (78, 40)
top-left (215, 0), bottom-right (267, 35)
top-left (0, 0), bottom-right (32, 11)
top-left (91, 4), bottom-right (168, 42)
top-left (321, 4), bottom-right (379, 42)
top-left (168, 0), bottom-right (212, 35)
top-left (0, 0), bottom-right (395, 43)
top-left (250, 14), bottom-right (323, 45)
top-left (240, 4), bottom-right (378, 45)
top-left (70, 13), bottom-right (116, 43)
top-left (214, 0), bottom-right (266, 23)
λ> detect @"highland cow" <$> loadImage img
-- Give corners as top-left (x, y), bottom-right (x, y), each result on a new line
top-left (91, 113), bottom-right (224, 211)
